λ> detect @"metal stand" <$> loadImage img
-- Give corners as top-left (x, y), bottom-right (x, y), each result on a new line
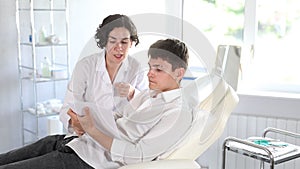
top-left (222, 127), bottom-right (300, 169)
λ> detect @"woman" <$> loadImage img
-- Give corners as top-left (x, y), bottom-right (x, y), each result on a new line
top-left (60, 14), bottom-right (149, 136)
top-left (0, 14), bottom-right (148, 169)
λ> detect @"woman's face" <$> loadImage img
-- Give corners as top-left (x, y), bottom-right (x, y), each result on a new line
top-left (105, 27), bottom-right (133, 65)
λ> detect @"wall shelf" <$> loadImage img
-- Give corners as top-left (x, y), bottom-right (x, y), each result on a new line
top-left (16, 0), bottom-right (69, 145)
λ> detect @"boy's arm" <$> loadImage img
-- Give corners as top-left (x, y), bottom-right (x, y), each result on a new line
top-left (77, 108), bottom-right (113, 150)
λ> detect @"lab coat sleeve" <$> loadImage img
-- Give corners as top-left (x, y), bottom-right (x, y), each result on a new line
top-left (59, 57), bottom-right (92, 131)
top-left (130, 59), bottom-right (149, 98)
top-left (134, 68), bottom-right (149, 94)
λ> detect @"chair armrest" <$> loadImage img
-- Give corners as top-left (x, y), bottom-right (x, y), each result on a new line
top-left (118, 159), bottom-right (201, 169)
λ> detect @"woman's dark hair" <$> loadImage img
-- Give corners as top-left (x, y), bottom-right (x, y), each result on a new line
top-left (94, 14), bottom-right (139, 49)
top-left (148, 38), bottom-right (189, 70)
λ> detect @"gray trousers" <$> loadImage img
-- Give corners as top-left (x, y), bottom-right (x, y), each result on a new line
top-left (0, 135), bottom-right (94, 169)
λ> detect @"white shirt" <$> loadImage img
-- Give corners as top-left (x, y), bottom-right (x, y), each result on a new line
top-left (111, 89), bottom-right (194, 165)
top-left (66, 88), bottom-right (194, 169)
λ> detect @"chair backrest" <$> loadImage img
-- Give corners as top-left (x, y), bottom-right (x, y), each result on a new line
top-left (165, 76), bottom-right (238, 160)
top-left (165, 45), bottom-right (241, 160)
top-left (215, 45), bottom-right (241, 91)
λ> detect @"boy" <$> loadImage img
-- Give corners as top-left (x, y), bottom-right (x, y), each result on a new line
top-left (77, 38), bottom-right (194, 167)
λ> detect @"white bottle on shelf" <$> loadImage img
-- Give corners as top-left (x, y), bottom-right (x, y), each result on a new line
top-left (38, 26), bottom-right (47, 44)
top-left (41, 56), bottom-right (52, 78)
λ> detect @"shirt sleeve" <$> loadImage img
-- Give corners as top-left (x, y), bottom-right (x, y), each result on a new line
top-left (110, 105), bottom-right (193, 165)
top-left (59, 57), bottom-right (91, 131)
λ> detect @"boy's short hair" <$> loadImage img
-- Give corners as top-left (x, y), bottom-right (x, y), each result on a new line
top-left (148, 38), bottom-right (189, 71)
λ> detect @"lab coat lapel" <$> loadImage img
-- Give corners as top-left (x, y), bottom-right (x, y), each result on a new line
top-left (113, 57), bottom-right (129, 84)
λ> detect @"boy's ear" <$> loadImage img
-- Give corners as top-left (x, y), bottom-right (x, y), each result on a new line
top-left (175, 68), bottom-right (185, 80)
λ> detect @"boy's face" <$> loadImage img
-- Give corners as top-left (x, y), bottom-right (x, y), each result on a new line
top-left (147, 57), bottom-right (180, 92)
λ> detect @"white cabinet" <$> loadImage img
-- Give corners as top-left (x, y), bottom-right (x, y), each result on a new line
top-left (16, 0), bottom-right (69, 145)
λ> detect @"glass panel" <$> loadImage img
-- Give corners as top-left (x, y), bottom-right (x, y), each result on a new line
top-left (183, 0), bottom-right (245, 49)
top-left (183, 0), bottom-right (245, 89)
top-left (242, 0), bottom-right (300, 94)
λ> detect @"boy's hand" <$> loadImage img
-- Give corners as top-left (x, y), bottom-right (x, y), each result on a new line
top-left (67, 108), bottom-right (85, 136)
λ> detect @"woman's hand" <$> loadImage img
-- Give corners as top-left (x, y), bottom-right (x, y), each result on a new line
top-left (67, 108), bottom-right (85, 136)
top-left (114, 82), bottom-right (135, 100)
top-left (77, 107), bottom-right (96, 133)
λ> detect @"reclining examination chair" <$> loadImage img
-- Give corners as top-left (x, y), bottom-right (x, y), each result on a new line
top-left (119, 45), bottom-right (241, 168)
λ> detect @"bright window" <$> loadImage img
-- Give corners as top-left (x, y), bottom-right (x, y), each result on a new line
top-left (183, 0), bottom-right (244, 48)
top-left (183, 0), bottom-right (300, 96)
top-left (243, 0), bottom-right (300, 94)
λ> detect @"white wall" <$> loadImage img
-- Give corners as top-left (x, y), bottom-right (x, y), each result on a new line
top-left (0, 0), bottom-right (22, 152)
top-left (68, 0), bottom-right (170, 71)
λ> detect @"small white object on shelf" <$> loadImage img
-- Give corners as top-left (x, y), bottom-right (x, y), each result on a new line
top-left (41, 56), bottom-right (52, 78)
top-left (46, 34), bottom-right (60, 44)
top-left (52, 66), bottom-right (68, 79)
top-left (38, 26), bottom-right (47, 44)
top-left (27, 99), bottom-right (62, 115)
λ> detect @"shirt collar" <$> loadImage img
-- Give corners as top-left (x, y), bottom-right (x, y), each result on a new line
top-left (155, 88), bottom-right (182, 103)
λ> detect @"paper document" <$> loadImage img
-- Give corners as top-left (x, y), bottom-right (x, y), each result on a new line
top-left (68, 101), bottom-right (120, 138)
